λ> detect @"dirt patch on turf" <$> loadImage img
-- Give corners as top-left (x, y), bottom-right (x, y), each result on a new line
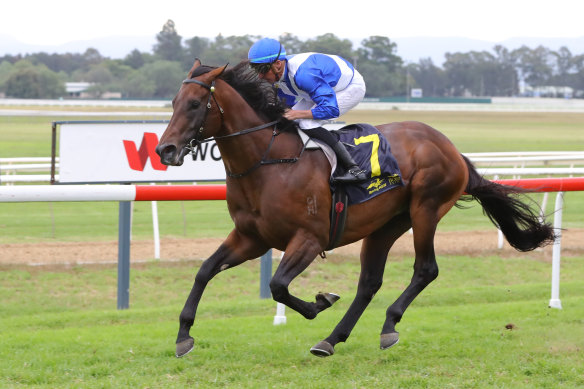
top-left (1, 229), bottom-right (582, 266)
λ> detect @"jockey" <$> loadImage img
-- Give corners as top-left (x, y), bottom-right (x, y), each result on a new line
top-left (248, 38), bottom-right (368, 183)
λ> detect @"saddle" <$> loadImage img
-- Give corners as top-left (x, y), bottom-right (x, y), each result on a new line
top-left (299, 123), bottom-right (404, 250)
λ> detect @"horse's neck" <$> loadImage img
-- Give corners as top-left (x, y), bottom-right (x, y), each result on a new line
top-left (213, 80), bottom-right (306, 183)
top-left (215, 92), bottom-right (276, 177)
top-left (218, 117), bottom-right (303, 183)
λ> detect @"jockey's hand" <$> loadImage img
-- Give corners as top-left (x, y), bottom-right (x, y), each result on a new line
top-left (283, 109), bottom-right (313, 121)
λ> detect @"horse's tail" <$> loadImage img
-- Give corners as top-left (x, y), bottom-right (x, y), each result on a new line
top-left (459, 155), bottom-right (556, 252)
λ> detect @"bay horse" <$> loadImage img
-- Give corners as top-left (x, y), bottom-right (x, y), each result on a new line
top-left (156, 59), bottom-right (555, 358)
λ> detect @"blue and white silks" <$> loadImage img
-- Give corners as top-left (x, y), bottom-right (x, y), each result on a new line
top-left (275, 53), bottom-right (366, 129)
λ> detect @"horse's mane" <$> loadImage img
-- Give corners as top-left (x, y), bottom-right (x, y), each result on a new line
top-left (190, 61), bottom-right (294, 127)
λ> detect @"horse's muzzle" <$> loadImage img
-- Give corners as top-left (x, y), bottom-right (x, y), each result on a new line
top-left (155, 143), bottom-right (185, 166)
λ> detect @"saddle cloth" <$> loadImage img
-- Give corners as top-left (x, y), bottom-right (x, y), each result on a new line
top-left (298, 123), bottom-right (403, 205)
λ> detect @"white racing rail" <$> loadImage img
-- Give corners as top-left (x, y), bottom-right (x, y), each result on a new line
top-left (0, 157), bottom-right (59, 184)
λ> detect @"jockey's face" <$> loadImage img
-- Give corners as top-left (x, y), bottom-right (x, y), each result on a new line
top-left (258, 60), bottom-right (285, 84)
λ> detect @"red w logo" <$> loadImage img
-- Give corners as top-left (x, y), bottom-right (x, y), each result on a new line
top-left (123, 132), bottom-right (168, 171)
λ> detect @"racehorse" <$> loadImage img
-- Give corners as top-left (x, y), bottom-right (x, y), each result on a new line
top-left (156, 59), bottom-right (555, 358)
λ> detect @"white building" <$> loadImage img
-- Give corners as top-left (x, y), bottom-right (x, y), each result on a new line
top-left (65, 82), bottom-right (93, 98)
top-left (65, 82), bottom-right (122, 99)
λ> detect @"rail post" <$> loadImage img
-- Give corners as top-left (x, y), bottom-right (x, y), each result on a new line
top-left (117, 199), bottom-right (132, 310)
top-left (260, 249), bottom-right (272, 299)
top-left (549, 192), bottom-right (564, 309)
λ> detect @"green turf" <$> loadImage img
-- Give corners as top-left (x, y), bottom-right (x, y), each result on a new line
top-left (0, 200), bottom-right (231, 243)
top-left (343, 110), bottom-right (584, 152)
top-left (1, 254), bottom-right (583, 388)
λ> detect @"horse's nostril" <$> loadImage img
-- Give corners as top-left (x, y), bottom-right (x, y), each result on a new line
top-left (156, 143), bottom-right (178, 163)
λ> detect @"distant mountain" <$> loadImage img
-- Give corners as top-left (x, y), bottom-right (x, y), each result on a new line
top-left (393, 37), bottom-right (494, 64)
top-left (393, 36), bottom-right (584, 66)
top-left (0, 34), bottom-right (156, 58)
top-left (2, 34), bottom-right (583, 67)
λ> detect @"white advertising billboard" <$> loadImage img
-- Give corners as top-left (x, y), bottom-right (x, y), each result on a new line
top-left (58, 121), bottom-right (225, 183)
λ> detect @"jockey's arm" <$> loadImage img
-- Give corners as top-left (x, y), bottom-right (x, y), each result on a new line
top-left (284, 109), bottom-right (313, 120)
top-left (295, 71), bottom-right (340, 120)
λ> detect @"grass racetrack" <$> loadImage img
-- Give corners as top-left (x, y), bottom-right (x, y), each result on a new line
top-left (1, 107), bottom-right (583, 387)
top-left (1, 255), bottom-right (583, 388)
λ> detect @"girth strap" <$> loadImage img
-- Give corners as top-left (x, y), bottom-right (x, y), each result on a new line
top-left (325, 186), bottom-right (349, 251)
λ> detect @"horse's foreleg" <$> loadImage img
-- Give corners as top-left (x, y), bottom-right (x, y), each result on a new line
top-left (269, 231), bottom-right (330, 320)
top-left (311, 213), bottom-right (412, 357)
top-left (380, 206), bottom-right (440, 350)
top-left (176, 230), bottom-right (267, 357)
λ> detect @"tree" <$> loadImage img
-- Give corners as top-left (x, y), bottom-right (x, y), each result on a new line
top-left (124, 49), bottom-right (147, 69)
top-left (355, 36), bottom-right (404, 97)
top-left (183, 36), bottom-right (210, 70)
top-left (302, 33), bottom-right (354, 60)
top-left (358, 61), bottom-right (405, 97)
top-left (0, 60), bottom-right (14, 91)
top-left (120, 70), bottom-right (156, 98)
top-left (3, 27), bottom-right (584, 99)
top-left (278, 33), bottom-right (304, 55)
top-left (569, 53), bottom-right (584, 94)
top-left (82, 48), bottom-right (104, 68)
top-left (28, 52), bottom-right (87, 75)
top-left (141, 60), bottom-right (184, 98)
top-left (153, 19), bottom-right (184, 62)
top-left (409, 58), bottom-right (448, 97)
top-left (185, 36), bottom-right (210, 59)
top-left (551, 46), bottom-right (575, 87)
top-left (4, 62), bottom-right (65, 98)
top-left (204, 34), bottom-right (257, 66)
top-left (84, 64), bottom-right (114, 84)
top-left (443, 51), bottom-right (485, 96)
top-left (358, 36), bottom-right (402, 72)
top-left (491, 45), bottom-right (518, 96)
top-left (511, 45), bottom-right (554, 87)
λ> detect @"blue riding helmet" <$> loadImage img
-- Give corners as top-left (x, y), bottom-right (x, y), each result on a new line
top-left (248, 38), bottom-right (287, 64)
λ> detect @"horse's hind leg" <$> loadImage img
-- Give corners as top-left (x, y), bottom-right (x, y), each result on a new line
top-left (269, 231), bottom-right (334, 320)
top-left (175, 229), bottom-right (267, 357)
top-left (310, 213), bottom-right (412, 357)
top-left (380, 203), bottom-right (443, 350)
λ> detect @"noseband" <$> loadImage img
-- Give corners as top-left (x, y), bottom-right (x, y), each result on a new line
top-left (181, 77), bottom-right (302, 178)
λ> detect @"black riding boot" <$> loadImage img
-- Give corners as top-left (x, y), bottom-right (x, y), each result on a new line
top-left (331, 141), bottom-right (368, 183)
top-left (303, 127), bottom-right (368, 183)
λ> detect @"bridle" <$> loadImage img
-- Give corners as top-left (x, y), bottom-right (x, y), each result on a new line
top-left (181, 78), bottom-right (224, 151)
top-left (181, 76), bottom-right (304, 178)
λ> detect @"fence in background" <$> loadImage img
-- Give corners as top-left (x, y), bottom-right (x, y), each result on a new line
top-left (4, 152), bottom-right (584, 184)
top-left (0, 157), bottom-right (59, 183)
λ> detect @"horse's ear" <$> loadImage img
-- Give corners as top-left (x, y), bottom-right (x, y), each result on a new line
top-left (187, 58), bottom-right (202, 78)
top-left (218, 63), bottom-right (229, 76)
top-left (207, 63), bottom-right (229, 80)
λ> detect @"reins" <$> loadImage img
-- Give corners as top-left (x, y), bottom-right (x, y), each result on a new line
top-left (182, 76), bottom-right (304, 178)
top-left (226, 127), bottom-right (306, 178)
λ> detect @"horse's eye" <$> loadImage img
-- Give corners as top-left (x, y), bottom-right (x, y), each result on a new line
top-left (190, 100), bottom-right (201, 110)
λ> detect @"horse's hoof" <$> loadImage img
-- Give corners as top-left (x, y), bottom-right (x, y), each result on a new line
top-left (316, 292), bottom-right (340, 308)
top-left (310, 340), bottom-right (335, 357)
top-left (380, 332), bottom-right (399, 350)
top-left (176, 337), bottom-right (194, 358)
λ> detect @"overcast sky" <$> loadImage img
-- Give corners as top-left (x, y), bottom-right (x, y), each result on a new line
top-left (1, 0), bottom-right (583, 45)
